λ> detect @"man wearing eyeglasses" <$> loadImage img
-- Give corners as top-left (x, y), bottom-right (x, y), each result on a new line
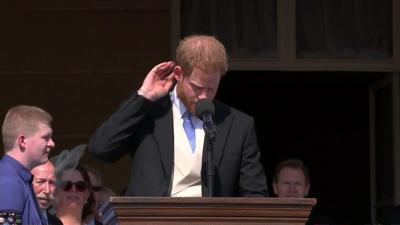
top-left (0, 105), bottom-right (55, 225)
top-left (31, 161), bottom-right (63, 225)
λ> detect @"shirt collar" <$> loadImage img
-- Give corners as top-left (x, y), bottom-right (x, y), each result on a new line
top-left (2, 154), bottom-right (33, 183)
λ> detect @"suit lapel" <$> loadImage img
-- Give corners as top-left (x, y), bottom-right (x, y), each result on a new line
top-left (151, 97), bottom-right (174, 183)
top-left (213, 114), bottom-right (232, 167)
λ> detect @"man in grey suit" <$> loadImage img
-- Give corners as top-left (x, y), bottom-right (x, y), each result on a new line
top-left (89, 35), bottom-right (268, 197)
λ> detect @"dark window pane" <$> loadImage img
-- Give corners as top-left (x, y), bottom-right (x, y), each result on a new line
top-left (181, 0), bottom-right (277, 58)
top-left (296, 0), bottom-right (392, 59)
top-left (375, 85), bottom-right (393, 203)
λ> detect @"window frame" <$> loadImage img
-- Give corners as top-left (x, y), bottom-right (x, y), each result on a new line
top-left (171, 0), bottom-right (400, 72)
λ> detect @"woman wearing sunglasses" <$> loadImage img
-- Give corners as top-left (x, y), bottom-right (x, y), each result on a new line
top-left (54, 163), bottom-right (97, 225)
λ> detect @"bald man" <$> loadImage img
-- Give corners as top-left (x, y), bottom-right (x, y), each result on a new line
top-left (31, 161), bottom-right (63, 225)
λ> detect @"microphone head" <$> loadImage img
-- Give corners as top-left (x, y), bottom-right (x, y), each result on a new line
top-left (194, 99), bottom-right (215, 119)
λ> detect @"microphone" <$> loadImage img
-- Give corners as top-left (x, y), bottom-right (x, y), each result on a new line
top-left (195, 99), bottom-right (216, 196)
top-left (195, 99), bottom-right (217, 140)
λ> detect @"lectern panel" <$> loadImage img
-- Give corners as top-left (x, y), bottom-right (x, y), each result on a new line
top-left (110, 197), bottom-right (316, 225)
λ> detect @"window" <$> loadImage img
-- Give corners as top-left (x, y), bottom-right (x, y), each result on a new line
top-left (180, 0), bottom-right (277, 58)
top-left (173, 0), bottom-right (400, 71)
top-left (296, 0), bottom-right (392, 59)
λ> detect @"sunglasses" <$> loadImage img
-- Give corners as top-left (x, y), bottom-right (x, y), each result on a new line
top-left (58, 180), bottom-right (88, 192)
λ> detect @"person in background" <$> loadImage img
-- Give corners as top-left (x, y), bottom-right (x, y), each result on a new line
top-left (31, 161), bottom-right (63, 225)
top-left (54, 163), bottom-right (96, 225)
top-left (272, 158), bottom-right (336, 225)
top-left (94, 186), bottom-right (118, 225)
top-left (89, 34), bottom-right (268, 197)
top-left (0, 105), bottom-right (55, 225)
top-left (84, 164), bottom-right (118, 225)
top-left (52, 145), bottom-right (97, 225)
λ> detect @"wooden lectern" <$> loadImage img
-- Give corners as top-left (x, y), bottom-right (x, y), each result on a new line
top-left (110, 197), bottom-right (316, 225)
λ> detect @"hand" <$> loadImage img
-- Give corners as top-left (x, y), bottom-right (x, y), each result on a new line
top-left (138, 61), bottom-right (176, 101)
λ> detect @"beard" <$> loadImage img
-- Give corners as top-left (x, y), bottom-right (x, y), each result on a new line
top-left (176, 83), bottom-right (195, 114)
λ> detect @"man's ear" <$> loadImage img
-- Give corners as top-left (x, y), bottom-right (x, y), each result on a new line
top-left (17, 135), bottom-right (27, 151)
top-left (305, 182), bottom-right (310, 197)
top-left (272, 182), bottom-right (278, 196)
top-left (174, 66), bottom-right (183, 82)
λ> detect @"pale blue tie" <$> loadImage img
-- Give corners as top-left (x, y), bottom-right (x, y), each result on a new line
top-left (183, 112), bottom-right (196, 153)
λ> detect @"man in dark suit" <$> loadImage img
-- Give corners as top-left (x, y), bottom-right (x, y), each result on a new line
top-left (31, 160), bottom-right (63, 225)
top-left (272, 159), bottom-right (336, 225)
top-left (89, 35), bottom-right (268, 197)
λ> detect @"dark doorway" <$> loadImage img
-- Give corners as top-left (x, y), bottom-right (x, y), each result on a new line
top-left (216, 71), bottom-right (385, 225)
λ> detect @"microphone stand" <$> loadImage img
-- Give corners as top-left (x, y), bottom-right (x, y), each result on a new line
top-left (205, 129), bottom-right (216, 197)
top-left (195, 99), bottom-right (217, 197)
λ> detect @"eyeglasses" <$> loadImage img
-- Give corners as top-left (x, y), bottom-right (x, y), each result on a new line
top-left (92, 186), bottom-right (102, 192)
top-left (58, 180), bottom-right (88, 192)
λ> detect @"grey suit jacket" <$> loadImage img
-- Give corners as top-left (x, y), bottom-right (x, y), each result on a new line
top-left (89, 92), bottom-right (268, 197)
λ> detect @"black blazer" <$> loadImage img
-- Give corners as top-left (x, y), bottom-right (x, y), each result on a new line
top-left (89, 92), bottom-right (268, 197)
top-left (306, 210), bottom-right (336, 225)
top-left (47, 212), bottom-right (63, 225)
